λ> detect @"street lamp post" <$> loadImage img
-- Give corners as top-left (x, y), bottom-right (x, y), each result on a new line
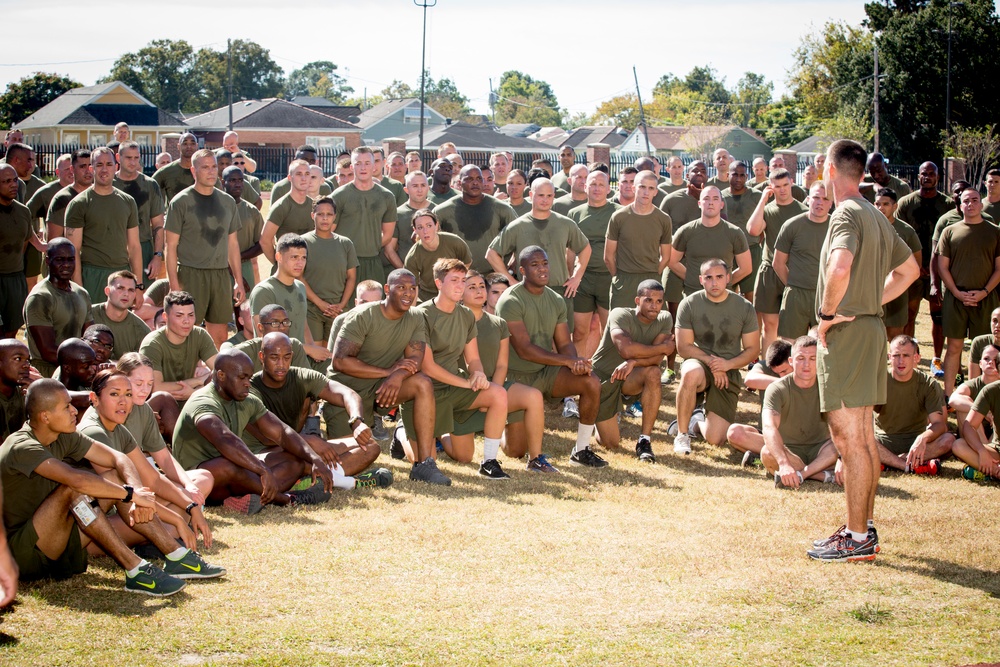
top-left (414, 0), bottom-right (437, 156)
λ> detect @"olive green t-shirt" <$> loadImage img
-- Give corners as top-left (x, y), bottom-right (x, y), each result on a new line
top-left (245, 366), bottom-right (328, 451)
top-left (414, 299), bottom-right (476, 389)
top-left (45, 185), bottom-right (85, 230)
top-left (551, 171), bottom-right (570, 192)
top-left (114, 174), bottom-right (165, 244)
top-left (393, 201), bottom-right (432, 263)
top-left (0, 390), bottom-right (25, 442)
top-left (26, 180), bottom-right (63, 226)
top-left (331, 182), bottom-right (398, 258)
top-left (172, 383), bottom-right (269, 469)
top-left (984, 200), bottom-right (1000, 222)
top-left (152, 161), bottom-right (195, 204)
top-left (64, 188), bottom-right (139, 269)
top-left (404, 232), bottom-right (473, 302)
top-left (21, 175), bottom-right (45, 203)
top-left (509, 199), bottom-right (532, 217)
top-left (235, 199), bottom-right (264, 253)
top-left (961, 374), bottom-right (993, 403)
top-left (762, 375), bottom-right (830, 446)
top-left (773, 213), bottom-right (830, 290)
top-left (936, 221), bottom-right (1000, 289)
top-left (139, 326), bottom-right (217, 383)
top-left (79, 408), bottom-right (139, 455)
top-left (592, 307), bottom-right (673, 380)
top-left (271, 178), bottom-right (332, 203)
top-left (122, 401), bottom-right (167, 454)
top-left (488, 213), bottom-right (589, 287)
top-left (267, 193), bottom-right (315, 239)
top-left (969, 335), bottom-right (999, 367)
top-left (249, 277), bottom-right (309, 343)
top-left (676, 291), bottom-right (758, 360)
top-left (817, 197), bottom-right (912, 318)
top-left (875, 370), bottom-right (943, 437)
top-left (494, 283), bottom-right (567, 375)
top-left (672, 219), bottom-right (750, 292)
top-left (24, 278), bottom-right (93, 377)
top-left (90, 303), bottom-right (151, 359)
top-left (658, 180), bottom-right (687, 196)
top-left (302, 231), bottom-right (358, 307)
top-left (434, 196), bottom-right (516, 274)
top-left (721, 189), bottom-right (763, 245)
top-left (568, 202), bottom-right (620, 274)
top-left (379, 178), bottom-right (407, 206)
top-left (164, 187), bottom-right (240, 270)
top-left (971, 381), bottom-right (1000, 445)
top-left (0, 201), bottom-right (32, 273)
top-left (895, 191), bottom-right (953, 270)
top-left (606, 206), bottom-right (673, 274)
top-left (0, 426), bottom-right (95, 533)
top-left (475, 311), bottom-right (509, 381)
top-left (145, 278), bottom-right (170, 307)
top-left (329, 301), bottom-right (427, 393)
top-left (428, 188), bottom-right (460, 207)
top-left (552, 194), bottom-right (589, 217)
top-left (862, 174), bottom-right (911, 203)
top-left (660, 190), bottom-right (701, 227)
top-left (234, 336), bottom-right (312, 374)
top-left (760, 200), bottom-right (809, 265)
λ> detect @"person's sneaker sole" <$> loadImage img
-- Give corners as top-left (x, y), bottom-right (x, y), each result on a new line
top-left (223, 494), bottom-right (263, 515)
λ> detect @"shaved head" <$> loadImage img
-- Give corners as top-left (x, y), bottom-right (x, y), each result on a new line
top-left (215, 348), bottom-right (253, 376)
top-left (25, 379), bottom-right (70, 418)
top-left (261, 332), bottom-right (292, 354)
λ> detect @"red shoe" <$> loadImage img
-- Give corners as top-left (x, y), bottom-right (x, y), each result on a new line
top-left (912, 459), bottom-right (940, 476)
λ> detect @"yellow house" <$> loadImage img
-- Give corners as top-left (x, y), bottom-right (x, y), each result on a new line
top-left (13, 81), bottom-right (186, 148)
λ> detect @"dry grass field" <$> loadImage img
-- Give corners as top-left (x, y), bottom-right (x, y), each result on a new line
top-left (1, 213), bottom-right (998, 665)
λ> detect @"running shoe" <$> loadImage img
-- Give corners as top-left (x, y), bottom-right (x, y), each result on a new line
top-left (562, 397), bottom-right (580, 419)
top-left (289, 483), bottom-right (331, 505)
top-left (673, 433), bottom-right (692, 455)
top-left (635, 439), bottom-right (655, 463)
top-left (164, 550), bottom-right (227, 580)
top-left (569, 447), bottom-right (609, 467)
top-left (911, 459), bottom-right (940, 475)
top-left (931, 357), bottom-right (944, 378)
top-left (479, 459), bottom-right (511, 480)
top-left (624, 400), bottom-right (643, 418)
top-left (222, 493), bottom-right (263, 515)
top-left (409, 457), bottom-right (452, 486)
top-left (354, 468), bottom-right (394, 489)
top-left (527, 454), bottom-right (560, 473)
top-left (125, 563), bottom-right (187, 596)
top-left (806, 531), bottom-right (878, 562)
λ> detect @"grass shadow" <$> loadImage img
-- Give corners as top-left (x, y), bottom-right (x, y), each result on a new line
top-left (23, 568), bottom-right (191, 615)
top-left (885, 555), bottom-right (1000, 598)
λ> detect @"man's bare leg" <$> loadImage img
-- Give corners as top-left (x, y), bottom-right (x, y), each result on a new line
top-left (726, 424), bottom-right (764, 454)
top-left (205, 322), bottom-right (229, 351)
top-left (199, 458), bottom-right (293, 506)
top-left (394, 373), bottom-right (436, 463)
top-left (303, 435), bottom-right (380, 475)
top-left (676, 359), bottom-right (708, 433)
top-left (827, 405), bottom-right (879, 533)
top-left (942, 337), bottom-right (964, 396)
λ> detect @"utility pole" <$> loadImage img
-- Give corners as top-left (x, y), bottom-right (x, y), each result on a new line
top-left (489, 78), bottom-right (497, 126)
top-left (414, 0), bottom-right (438, 155)
top-left (227, 39), bottom-right (233, 131)
top-left (873, 41), bottom-right (879, 154)
top-left (633, 66), bottom-right (651, 156)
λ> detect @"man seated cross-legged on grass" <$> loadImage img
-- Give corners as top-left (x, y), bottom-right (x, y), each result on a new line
top-left (1, 379), bottom-right (194, 596)
top-left (744, 339), bottom-right (793, 393)
top-left (874, 336), bottom-right (954, 475)
top-left (328, 269), bottom-right (450, 486)
top-left (673, 258), bottom-right (760, 455)
top-left (249, 332), bottom-right (392, 490)
top-left (408, 260), bottom-right (510, 479)
top-left (171, 349), bottom-right (336, 514)
top-left (729, 336), bottom-right (838, 488)
top-left (229, 304), bottom-right (312, 373)
top-left (495, 246), bottom-right (607, 468)
top-left (461, 270), bottom-right (555, 473)
top-left (950, 343), bottom-right (1000, 441)
top-left (590, 279), bottom-right (674, 463)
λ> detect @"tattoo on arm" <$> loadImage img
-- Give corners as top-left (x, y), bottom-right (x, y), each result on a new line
top-left (333, 338), bottom-right (361, 360)
top-left (407, 340), bottom-right (426, 358)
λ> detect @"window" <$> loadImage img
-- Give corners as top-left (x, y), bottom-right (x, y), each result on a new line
top-left (63, 133), bottom-right (80, 146)
top-left (135, 134), bottom-right (152, 146)
top-left (90, 132), bottom-right (107, 146)
top-left (402, 108), bottom-right (432, 124)
top-left (306, 136), bottom-right (346, 152)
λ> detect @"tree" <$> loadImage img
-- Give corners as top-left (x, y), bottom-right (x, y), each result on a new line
top-left (425, 75), bottom-right (472, 122)
top-left (380, 80), bottom-right (414, 99)
top-left (101, 39), bottom-right (195, 113)
top-left (788, 21), bottom-right (874, 121)
top-left (732, 72), bottom-right (773, 128)
top-left (494, 71), bottom-right (562, 126)
top-left (754, 98), bottom-right (815, 149)
top-left (590, 94), bottom-right (643, 131)
top-left (650, 67), bottom-right (733, 126)
top-left (190, 40), bottom-right (284, 112)
top-left (286, 61), bottom-right (353, 103)
top-left (945, 125), bottom-right (1000, 189)
top-left (0, 72), bottom-right (82, 128)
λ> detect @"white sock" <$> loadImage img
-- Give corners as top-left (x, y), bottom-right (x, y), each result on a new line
top-left (638, 434), bottom-right (651, 444)
top-left (573, 424), bottom-right (595, 454)
top-left (127, 559), bottom-right (150, 577)
top-left (165, 547), bottom-right (188, 561)
top-left (483, 437), bottom-right (501, 462)
top-left (850, 530), bottom-right (868, 542)
top-left (331, 463), bottom-right (354, 490)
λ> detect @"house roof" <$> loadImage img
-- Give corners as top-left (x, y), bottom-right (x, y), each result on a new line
top-left (183, 98), bottom-right (361, 131)
top-left (398, 121), bottom-right (554, 151)
top-left (357, 98), bottom-right (445, 128)
top-left (498, 123), bottom-right (541, 137)
top-left (290, 98), bottom-right (362, 122)
top-left (631, 125), bottom-right (766, 151)
top-left (543, 126), bottom-right (626, 149)
top-left (15, 81), bottom-right (185, 129)
top-left (786, 134), bottom-right (823, 154)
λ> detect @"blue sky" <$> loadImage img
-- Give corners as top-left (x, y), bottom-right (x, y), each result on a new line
top-left (0, 0), bottom-right (963, 118)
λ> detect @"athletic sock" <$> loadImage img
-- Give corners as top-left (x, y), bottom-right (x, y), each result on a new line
top-left (331, 463), bottom-right (354, 490)
top-left (165, 547), bottom-right (188, 561)
top-left (850, 530), bottom-right (868, 542)
top-left (573, 424), bottom-right (595, 455)
top-left (127, 559), bottom-right (150, 577)
top-left (638, 435), bottom-right (651, 444)
top-left (483, 437), bottom-right (501, 462)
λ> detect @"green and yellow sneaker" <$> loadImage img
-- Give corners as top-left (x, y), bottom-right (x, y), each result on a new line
top-left (163, 550), bottom-right (227, 580)
top-left (125, 563), bottom-right (187, 596)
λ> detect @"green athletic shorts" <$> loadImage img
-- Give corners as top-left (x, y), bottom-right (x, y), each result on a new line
top-left (322, 379), bottom-right (410, 438)
top-left (82, 263), bottom-right (125, 305)
top-left (573, 271), bottom-right (611, 313)
top-left (692, 360), bottom-right (742, 423)
top-left (786, 440), bottom-right (828, 465)
top-left (662, 268), bottom-right (685, 303)
top-left (140, 240), bottom-right (154, 281)
top-left (753, 263), bottom-right (784, 315)
top-left (609, 271), bottom-right (659, 310)
top-left (25, 245), bottom-right (43, 279)
top-left (778, 286), bottom-right (818, 340)
top-left (943, 291), bottom-right (999, 340)
top-left (240, 259), bottom-right (256, 292)
top-left (736, 243), bottom-right (762, 295)
top-left (882, 291), bottom-right (908, 329)
top-left (306, 303), bottom-right (334, 345)
top-left (818, 315), bottom-right (888, 412)
top-left (401, 383), bottom-right (480, 438)
top-left (177, 265), bottom-right (234, 325)
top-left (508, 365), bottom-right (562, 399)
top-left (595, 372), bottom-right (642, 423)
top-left (356, 256), bottom-right (386, 288)
top-left (0, 271), bottom-right (28, 331)
top-left (9, 518), bottom-right (87, 582)
top-left (875, 431), bottom-right (918, 456)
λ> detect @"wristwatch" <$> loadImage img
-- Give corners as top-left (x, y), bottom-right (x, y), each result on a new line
top-left (122, 484), bottom-right (134, 503)
top-left (348, 415), bottom-right (364, 429)
top-left (818, 311), bottom-right (835, 321)
top-left (185, 502), bottom-right (199, 515)
top-left (135, 283), bottom-right (146, 291)
top-left (153, 251), bottom-right (164, 258)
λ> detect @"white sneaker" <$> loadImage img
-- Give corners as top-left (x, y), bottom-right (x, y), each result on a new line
top-left (562, 397), bottom-right (580, 419)
top-left (673, 433), bottom-right (692, 455)
top-left (687, 407), bottom-right (706, 438)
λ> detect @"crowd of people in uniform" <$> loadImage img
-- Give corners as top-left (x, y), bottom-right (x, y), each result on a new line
top-left (1, 121), bottom-right (998, 604)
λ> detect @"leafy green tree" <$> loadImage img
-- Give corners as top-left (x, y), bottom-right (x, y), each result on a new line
top-left (732, 72), bottom-right (773, 128)
top-left (101, 39), bottom-right (195, 113)
top-left (753, 98), bottom-right (814, 149)
top-left (286, 61), bottom-right (353, 103)
top-left (0, 72), bottom-right (81, 128)
top-left (494, 71), bottom-right (562, 126)
top-left (190, 40), bottom-right (284, 112)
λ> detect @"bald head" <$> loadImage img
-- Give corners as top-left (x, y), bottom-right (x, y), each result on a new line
top-left (25, 379), bottom-right (70, 419)
top-left (261, 331), bottom-right (292, 355)
top-left (215, 348), bottom-right (253, 376)
top-left (57, 338), bottom-right (94, 366)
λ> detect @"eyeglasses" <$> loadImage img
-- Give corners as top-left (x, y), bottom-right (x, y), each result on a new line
top-left (262, 319), bottom-right (292, 328)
